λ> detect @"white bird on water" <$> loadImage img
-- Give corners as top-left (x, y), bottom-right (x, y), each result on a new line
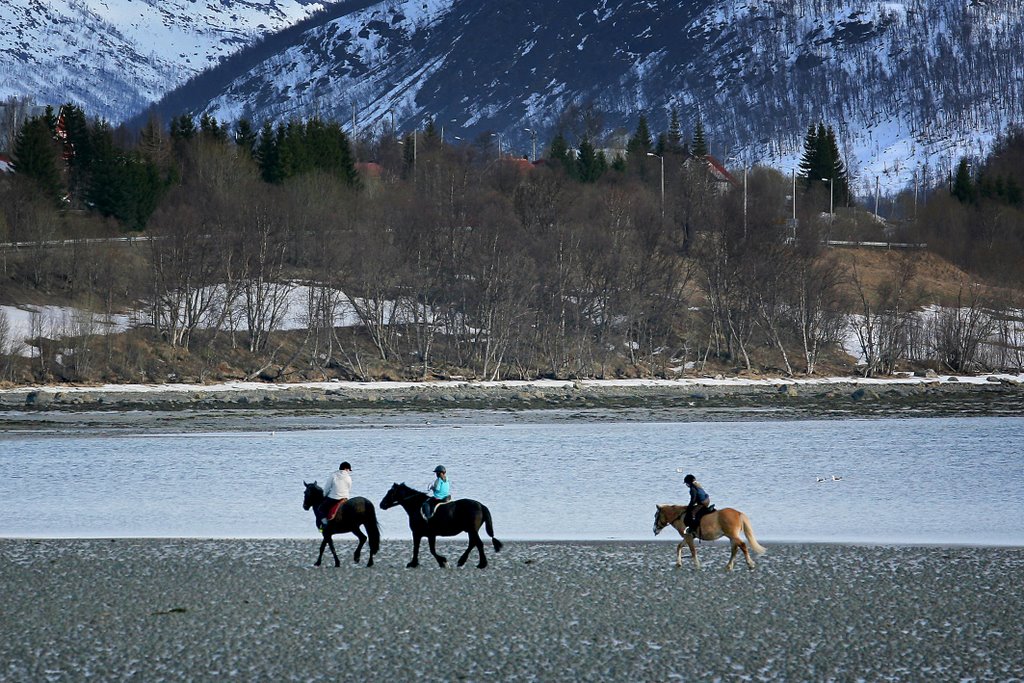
top-left (816, 476), bottom-right (827, 483)
top-left (831, 474), bottom-right (843, 481)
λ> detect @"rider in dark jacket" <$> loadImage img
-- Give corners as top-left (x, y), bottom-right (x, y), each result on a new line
top-left (684, 473), bottom-right (711, 537)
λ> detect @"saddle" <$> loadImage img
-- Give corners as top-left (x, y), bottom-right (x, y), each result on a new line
top-left (325, 498), bottom-right (348, 522)
top-left (421, 497), bottom-right (452, 521)
top-left (684, 505), bottom-right (716, 533)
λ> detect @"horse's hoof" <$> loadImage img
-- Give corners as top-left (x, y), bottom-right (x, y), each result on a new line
top-left (334, 561), bottom-right (341, 568)
top-left (457, 558), bottom-right (467, 567)
top-left (314, 561), bottom-right (322, 567)
top-left (477, 562), bottom-right (487, 569)
top-left (407, 561), bottom-right (418, 568)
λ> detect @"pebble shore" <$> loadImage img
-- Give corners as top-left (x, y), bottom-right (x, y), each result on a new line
top-left (2, 376), bottom-right (1024, 434)
top-left (2, 539), bottom-right (1022, 681)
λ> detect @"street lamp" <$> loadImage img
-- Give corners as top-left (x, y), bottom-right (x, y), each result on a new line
top-left (821, 177), bottom-right (834, 218)
top-left (647, 152), bottom-right (664, 220)
top-left (524, 127), bottom-right (537, 161)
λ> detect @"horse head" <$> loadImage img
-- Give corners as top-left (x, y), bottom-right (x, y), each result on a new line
top-left (302, 480), bottom-right (322, 510)
top-left (379, 482), bottom-right (403, 510)
top-left (653, 505), bottom-right (671, 535)
top-left (380, 482), bottom-right (421, 510)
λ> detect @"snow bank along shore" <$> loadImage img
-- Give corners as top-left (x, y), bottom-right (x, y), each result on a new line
top-left (2, 539), bottom-right (1021, 681)
top-left (2, 373), bottom-right (1024, 412)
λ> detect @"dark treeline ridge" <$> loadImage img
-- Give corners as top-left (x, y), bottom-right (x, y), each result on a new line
top-left (0, 106), bottom-right (1022, 386)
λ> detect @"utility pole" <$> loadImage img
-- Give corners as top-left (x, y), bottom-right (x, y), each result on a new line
top-left (874, 176), bottom-right (879, 219)
top-left (524, 127), bottom-right (537, 161)
top-left (647, 152), bottom-right (665, 220)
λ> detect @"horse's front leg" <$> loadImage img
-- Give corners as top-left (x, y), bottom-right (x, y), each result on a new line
top-left (326, 535), bottom-right (341, 567)
top-left (408, 534), bottom-right (421, 568)
top-left (352, 528), bottom-right (367, 564)
top-left (685, 534), bottom-right (701, 570)
top-left (315, 537), bottom-right (328, 567)
top-left (675, 541), bottom-right (684, 568)
top-left (428, 535), bottom-right (448, 568)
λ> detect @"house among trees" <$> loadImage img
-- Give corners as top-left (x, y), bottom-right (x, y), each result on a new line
top-left (702, 154), bottom-right (740, 189)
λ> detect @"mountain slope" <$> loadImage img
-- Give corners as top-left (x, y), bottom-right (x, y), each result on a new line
top-left (144, 0), bottom-right (1024, 193)
top-left (0, 0), bottom-right (336, 122)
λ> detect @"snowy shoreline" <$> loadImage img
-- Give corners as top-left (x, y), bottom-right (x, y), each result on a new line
top-left (1, 373), bottom-right (1022, 415)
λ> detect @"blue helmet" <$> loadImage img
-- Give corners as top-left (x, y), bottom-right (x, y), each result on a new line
top-left (434, 465), bottom-right (447, 474)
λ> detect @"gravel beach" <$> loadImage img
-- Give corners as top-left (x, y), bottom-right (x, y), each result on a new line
top-left (2, 375), bottom-right (1024, 434)
top-left (2, 539), bottom-right (1022, 682)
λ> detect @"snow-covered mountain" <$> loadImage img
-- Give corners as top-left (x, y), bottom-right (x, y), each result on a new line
top-left (7, 0), bottom-right (1024, 194)
top-left (0, 0), bottom-right (336, 122)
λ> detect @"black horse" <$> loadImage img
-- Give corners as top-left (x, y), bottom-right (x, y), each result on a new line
top-left (380, 482), bottom-right (503, 569)
top-left (302, 481), bottom-right (381, 567)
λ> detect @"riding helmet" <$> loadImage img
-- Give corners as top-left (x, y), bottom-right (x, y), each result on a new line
top-left (683, 473), bottom-right (695, 484)
top-left (340, 461), bottom-right (352, 471)
top-left (434, 465), bottom-right (446, 474)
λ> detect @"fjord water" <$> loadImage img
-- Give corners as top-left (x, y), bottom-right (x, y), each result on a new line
top-left (2, 415), bottom-right (1022, 545)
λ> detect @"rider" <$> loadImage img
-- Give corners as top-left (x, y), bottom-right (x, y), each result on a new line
top-left (317, 461), bottom-right (352, 530)
top-left (421, 465), bottom-right (451, 521)
top-left (683, 473), bottom-right (711, 537)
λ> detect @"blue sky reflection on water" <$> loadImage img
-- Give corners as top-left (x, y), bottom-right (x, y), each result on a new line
top-left (1, 416), bottom-right (1022, 545)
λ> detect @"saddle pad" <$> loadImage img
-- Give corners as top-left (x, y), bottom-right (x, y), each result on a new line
top-left (326, 498), bottom-right (348, 521)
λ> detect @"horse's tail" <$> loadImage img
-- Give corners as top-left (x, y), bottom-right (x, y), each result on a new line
top-left (742, 513), bottom-right (766, 555)
top-left (483, 504), bottom-right (503, 553)
top-left (365, 503), bottom-right (381, 555)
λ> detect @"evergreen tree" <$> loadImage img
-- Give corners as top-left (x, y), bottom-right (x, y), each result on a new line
top-left (691, 117), bottom-right (708, 157)
top-left (170, 114), bottom-right (196, 144)
top-left (798, 122), bottom-right (849, 204)
top-left (234, 118), bottom-right (258, 157)
top-left (667, 106), bottom-right (683, 153)
top-left (655, 132), bottom-right (668, 157)
top-left (576, 135), bottom-right (606, 183)
top-left (547, 132), bottom-right (575, 177)
top-left (626, 114), bottom-right (653, 161)
top-left (58, 104), bottom-right (92, 204)
top-left (951, 158), bottom-right (975, 204)
top-left (12, 116), bottom-right (64, 202)
top-left (402, 132), bottom-right (416, 170)
top-left (256, 121), bottom-right (283, 184)
top-left (798, 123), bottom-right (819, 190)
top-left (823, 125), bottom-right (849, 204)
top-left (199, 113), bottom-right (228, 143)
top-left (1005, 175), bottom-right (1023, 206)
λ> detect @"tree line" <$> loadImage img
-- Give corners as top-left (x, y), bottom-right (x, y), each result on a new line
top-left (0, 106), bottom-right (1021, 384)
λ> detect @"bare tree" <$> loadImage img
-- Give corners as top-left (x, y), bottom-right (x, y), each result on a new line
top-left (848, 254), bottom-right (922, 376)
top-left (932, 281), bottom-right (995, 372)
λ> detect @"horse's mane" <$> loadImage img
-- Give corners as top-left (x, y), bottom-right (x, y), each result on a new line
top-left (396, 482), bottom-right (426, 496)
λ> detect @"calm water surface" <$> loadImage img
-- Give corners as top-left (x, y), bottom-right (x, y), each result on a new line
top-left (2, 415), bottom-right (1022, 544)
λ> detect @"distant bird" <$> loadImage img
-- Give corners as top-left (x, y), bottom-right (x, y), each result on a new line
top-left (816, 476), bottom-right (827, 483)
top-left (831, 475), bottom-right (843, 481)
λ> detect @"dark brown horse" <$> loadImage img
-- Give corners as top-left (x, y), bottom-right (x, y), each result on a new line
top-left (302, 481), bottom-right (380, 567)
top-left (380, 482), bottom-right (503, 569)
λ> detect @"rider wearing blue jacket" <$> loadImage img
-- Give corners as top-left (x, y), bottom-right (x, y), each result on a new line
top-left (684, 473), bottom-right (711, 537)
top-left (422, 465), bottom-right (451, 520)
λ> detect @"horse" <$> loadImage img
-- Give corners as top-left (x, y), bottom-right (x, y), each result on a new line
top-left (653, 504), bottom-right (766, 570)
top-left (379, 482), bottom-right (503, 569)
top-left (302, 481), bottom-right (381, 568)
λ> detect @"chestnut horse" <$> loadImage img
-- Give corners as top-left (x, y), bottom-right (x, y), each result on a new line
top-left (653, 504), bottom-right (765, 570)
